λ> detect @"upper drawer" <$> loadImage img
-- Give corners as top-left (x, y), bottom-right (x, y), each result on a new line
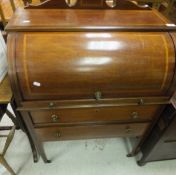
top-left (10, 32), bottom-right (175, 100)
top-left (30, 105), bottom-right (161, 124)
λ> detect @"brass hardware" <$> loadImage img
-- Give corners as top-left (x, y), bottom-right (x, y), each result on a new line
top-left (49, 102), bottom-right (55, 107)
top-left (65, 0), bottom-right (77, 7)
top-left (56, 132), bottom-right (61, 138)
top-left (95, 91), bottom-right (102, 100)
top-left (131, 112), bottom-right (139, 119)
top-left (131, 1), bottom-right (149, 8)
top-left (106, 0), bottom-right (117, 8)
top-left (138, 98), bottom-right (144, 105)
top-left (51, 114), bottom-right (59, 122)
top-left (126, 126), bottom-right (132, 133)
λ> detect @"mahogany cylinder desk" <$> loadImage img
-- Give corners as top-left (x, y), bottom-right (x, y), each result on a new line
top-left (5, 2), bottom-right (176, 163)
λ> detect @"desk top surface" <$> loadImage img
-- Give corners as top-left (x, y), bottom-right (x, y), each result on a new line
top-left (0, 75), bottom-right (12, 104)
top-left (6, 8), bottom-right (176, 32)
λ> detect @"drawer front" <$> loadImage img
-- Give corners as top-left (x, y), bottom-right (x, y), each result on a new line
top-left (35, 123), bottom-right (149, 141)
top-left (30, 105), bottom-right (161, 124)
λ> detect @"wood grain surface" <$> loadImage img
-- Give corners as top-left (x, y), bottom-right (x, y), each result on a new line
top-left (0, 75), bottom-right (12, 103)
top-left (6, 8), bottom-right (176, 162)
top-left (35, 122), bottom-right (150, 141)
top-left (13, 32), bottom-right (175, 100)
top-left (6, 9), bottom-right (174, 32)
top-left (30, 105), bottom-right (162, 124)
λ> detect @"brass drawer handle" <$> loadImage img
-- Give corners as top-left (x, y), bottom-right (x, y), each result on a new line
top-left (131, 112), bottom-right (139, 119)
top-left (106, 0), bottom-right (116, 8)
top-left (56, 131), bottom-right (61, 138)
top-left (95, 91), bottom-right (102, 100)
top-left (138, 98), bottom-right (144, 105)
top-left (51, 114), bottom-right (59, 122)
top-left (49, 102), bottom-right (55, 107)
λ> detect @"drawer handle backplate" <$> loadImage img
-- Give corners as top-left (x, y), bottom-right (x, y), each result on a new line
top-left (131, 112), bottom-right (139, 119)
top-left (95, 91), bottom-right (102, 100)
top-left (51, 114), bottom-right (59, 122)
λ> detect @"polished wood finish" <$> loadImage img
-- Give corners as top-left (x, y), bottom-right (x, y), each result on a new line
top-left (0, 0), bottom-right (24, 26)
top-left (19, 97), bottom-right (170, 110)
top-left (12, 32), bottom-right (175, 100)
top-left (35, 123), bottom-right (149, 141)
top-left (30, 105), bottom-right (162, 124)
top-left (6, 9), bottom-right (175, 32)
top-left (6, 9), bottom-right (176, 163)
top-left (0, 76), bottom-right (12, 103)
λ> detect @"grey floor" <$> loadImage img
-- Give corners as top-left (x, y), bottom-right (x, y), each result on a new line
top-left (1, 113), bottom-right (176, 175)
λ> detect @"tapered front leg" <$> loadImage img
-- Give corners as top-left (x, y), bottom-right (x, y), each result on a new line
top-left (21, 111), bottom-right (51, 163)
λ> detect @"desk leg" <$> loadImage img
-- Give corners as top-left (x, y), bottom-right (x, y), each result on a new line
top-left (21, 111), bottom-right (51, 163)
top-left (10, 99), bottom-right (24, 131)
top-left (10, 99), bottom-right (39, 163)
top-left (25, 126), bottom-right (39, 163)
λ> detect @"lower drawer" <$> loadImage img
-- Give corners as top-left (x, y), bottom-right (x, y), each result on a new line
top-left (35, 123), bottom-right (149, 141)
